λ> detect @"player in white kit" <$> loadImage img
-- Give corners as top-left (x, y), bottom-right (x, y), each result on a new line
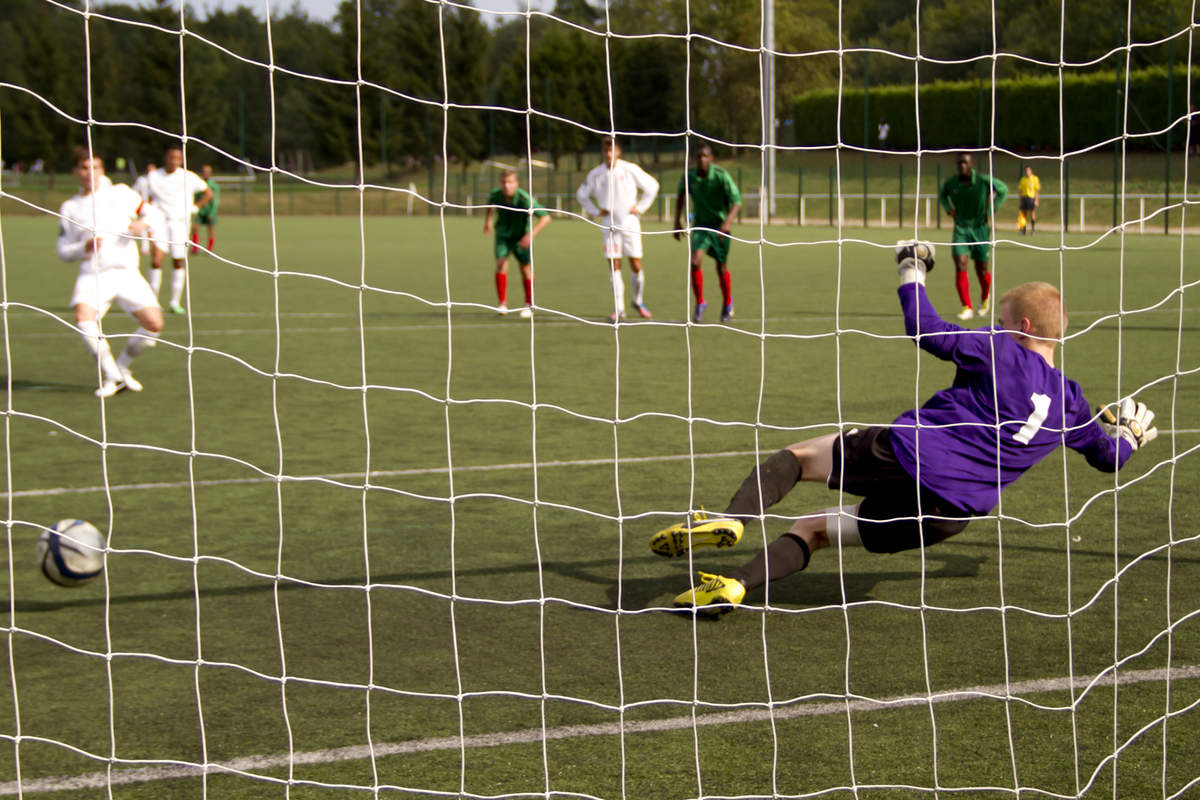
top-left (146, 145), bottom-right (211, 314)
top-left (576, 136), bottom-right (660, 322)
top-left (57, 149), bottom-right (164, 398)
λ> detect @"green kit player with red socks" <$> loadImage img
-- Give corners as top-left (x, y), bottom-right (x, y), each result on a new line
top-left (938, 152), bottom-right (1008, 320)
top-left (674, 143), bottom-right (741, 323)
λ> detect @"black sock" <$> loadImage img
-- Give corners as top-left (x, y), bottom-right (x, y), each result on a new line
top-left (723, 449), bottom-right (802, 525)
top-left (729, 534), bottom-right (811, 592)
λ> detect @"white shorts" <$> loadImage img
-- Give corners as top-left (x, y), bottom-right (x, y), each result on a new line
top-left (70, 269), bottom-right (160, 316)
top-left (151, 217), bottom-right (190, 260)
top-left (602, 217), bottom-right (644, 260)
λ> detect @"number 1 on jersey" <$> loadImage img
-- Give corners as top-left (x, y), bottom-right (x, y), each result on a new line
top-left (1014, 392), bottom-right (1052, 444)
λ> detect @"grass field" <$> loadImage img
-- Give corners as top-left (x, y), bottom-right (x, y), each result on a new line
top-left (0, 211), bottom-right (1198, 799)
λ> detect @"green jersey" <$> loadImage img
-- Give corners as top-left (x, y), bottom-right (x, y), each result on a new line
top-left (938, 170), bottom-right (1008, 225)
top-left (678, 164), bottom-right (741, 228)
top-left (197, 178), bottom-right (219, 215)
top-left (488, 187), bottom-right (548, 240)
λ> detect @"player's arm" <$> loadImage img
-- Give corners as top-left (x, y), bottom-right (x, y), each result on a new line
top-left (894, 241), bottom-right (973, 360)
top-left (528, 207), bottom-right (552, 240)
top-left (991, 176), bottom-right (1009, 210)
top-left (673, 186), bottom-right (686, 240)
top-left (56, 212), bottom-right (94, 261)
top-left (1065, 394), bottom-right (1155, 473)
top-left (720, 174), bottom-right (742, 233)
top-left (937, 180), bottom-right (955, 217)
top-left (483, 206), bottom-right (493, 234)
top-left (576, 178), bottom-right (601, 217)
top-left (632, 166), bottom-right (659, 215)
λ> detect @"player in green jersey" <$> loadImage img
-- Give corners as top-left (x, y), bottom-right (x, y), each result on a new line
top-left (674, 144), bottom-right (742, 323)
top-left (190, 164), bottom-right (220, 255)
top-left (938, 152), bottom-right (1008, 320)
top-left (483, 169), bottom-right (552, 318)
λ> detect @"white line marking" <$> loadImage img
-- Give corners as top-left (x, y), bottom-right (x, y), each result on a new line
top-left (2, 450), bottom-right (764, 499)
top-left (4, 665), bottom-right (1196, 795)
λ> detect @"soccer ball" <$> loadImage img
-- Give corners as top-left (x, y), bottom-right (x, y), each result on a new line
top-left (36, 519), bottom-right (105, 587)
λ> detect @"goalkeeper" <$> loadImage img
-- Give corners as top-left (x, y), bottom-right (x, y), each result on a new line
top-left (652, 242), bottom-right (1158, 615)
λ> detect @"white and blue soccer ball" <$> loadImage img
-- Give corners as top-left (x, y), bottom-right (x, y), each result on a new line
top-left (36, 519), bottom-right (105, 587)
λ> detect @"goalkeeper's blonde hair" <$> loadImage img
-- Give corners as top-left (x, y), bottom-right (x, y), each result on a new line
top-left (1000, 281), bottom-right (1065, 341)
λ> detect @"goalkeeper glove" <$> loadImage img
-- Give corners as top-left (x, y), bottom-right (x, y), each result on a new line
top-left (895, 240), bottom-right (936, 285)
top-left (1098, 397), bottom-right (1159, 451)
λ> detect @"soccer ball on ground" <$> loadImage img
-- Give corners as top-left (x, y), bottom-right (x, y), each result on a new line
top-left (37, 519), bottom-right (105, 587)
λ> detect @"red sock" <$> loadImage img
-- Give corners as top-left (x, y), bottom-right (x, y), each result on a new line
top-left (191, 232), bottom-right (198, 245)
top-left (691, 268), bottom-right (705, 303)
top-left (978, 269), bottom-right (992, 306)
top-left (208, 236), bottom-right (214, 252)
top-left (522, 276), bottom-right (533, 305)
top-left (495, 273), bottom-right (508, 305)
top-left (955, 270), bottom-right (972, 307)
top-left (719, 270), bottom-right (732, 306)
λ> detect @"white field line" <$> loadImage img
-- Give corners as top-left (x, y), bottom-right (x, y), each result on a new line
top-left (1, 450), bottom-right (761, 499)
top-left (3, 664), bottom-right (1197, 795)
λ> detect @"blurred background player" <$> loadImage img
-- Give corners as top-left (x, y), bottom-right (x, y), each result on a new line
top-left (146, 144), bottom-right (211, 314)
top-left (57, 149), bottom-right (164, 398)
top-left (130, 162), bottom-right (159, 257)
top-left (190, 164), bottom-right (220, 254)
top-left (1017, 165), bottom-right (1041, 235)
top-left (575, 136), bottom-right (660, 322)
top-left (483, 169), bottom-right (551, 318)
top-left (653, 243), bottom-right (1157, 616)
top-left (938, 152), bottom-right (1008, 320)
top-left (674, 143), bottom-right (741, 323)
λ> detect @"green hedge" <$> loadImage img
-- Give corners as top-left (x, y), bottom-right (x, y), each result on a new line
top-left (791, 67), bottom-right (1198, 152)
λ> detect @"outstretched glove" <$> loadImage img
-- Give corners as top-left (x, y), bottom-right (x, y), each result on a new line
top-left (895, 240), bottom-right (936, 285)
top-left (1098, 397), bottom-right (1159, 451)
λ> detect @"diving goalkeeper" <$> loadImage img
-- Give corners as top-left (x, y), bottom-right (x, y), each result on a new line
top-left (651, 242), bottom-right (1158, 615)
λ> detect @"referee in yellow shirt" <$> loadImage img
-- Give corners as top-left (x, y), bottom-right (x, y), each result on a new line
top-left (1018, 165), bottom-right (1041, 234)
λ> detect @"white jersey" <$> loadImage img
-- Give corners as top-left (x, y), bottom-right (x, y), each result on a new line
top-left (576, 159), bottom-right (659, 226)
top-left (57, 183), bottom-right (146, 274)
top-left (146, 166), bottom-right (207, 222)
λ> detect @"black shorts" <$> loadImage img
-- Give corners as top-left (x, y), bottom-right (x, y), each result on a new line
top-left (1019, 196), bottom-right (1036, 212)
top-left (829, 426), bottom-right (971, 554)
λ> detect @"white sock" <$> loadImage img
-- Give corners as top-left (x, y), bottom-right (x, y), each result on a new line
top-left (117, 327), bottom-right (160, 371)
top-left (610, 269), bottom-right (625, 313)
top-left (148, 268), bottom-right (162, 295)
top-left (170, 268), bottom-right (186, 305)
top-left (630, 270), bottom-right (645, 306)
top-left (77, 320), bottom-right (122, 382)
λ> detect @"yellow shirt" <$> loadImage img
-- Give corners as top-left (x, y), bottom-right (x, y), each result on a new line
top-left (1018, 174), bottom-right (1041, 198)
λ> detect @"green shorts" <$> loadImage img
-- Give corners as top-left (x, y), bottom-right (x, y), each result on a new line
top-left (495, 236), bottom-right (532, 265)
top-left (196, 209), bottom-right (217, 226)
top-left (690, 228), bottom-right (731, 264)
top-left (950, 223), bottom-right (991, 262)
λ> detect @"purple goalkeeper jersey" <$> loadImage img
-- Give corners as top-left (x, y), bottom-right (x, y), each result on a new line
top-left (889, 284), bottom-right (1130, 515)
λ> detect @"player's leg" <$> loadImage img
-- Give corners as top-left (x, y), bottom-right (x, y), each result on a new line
top-left (73, 301), bottom-right (125, 396)
top-left (206, 220), bottom-right (215, 253)
top-left (169, 258), bottom-right (188, 314)
top-left (973, 237), bottom-right (992, 314)
top-left (650, 434), bottom-right (837, 559)
top-left (625, 227), bottom-right (651, 318)
top-left (689, 230), bottom-right (708, 321)
top-left (190, 221), bottom-right (200, 253)
top-left (114, 283), bottom-right (165, 392)
top-left (493, 246), bottom-right (510, 314)
top-left (517, 259), bottom-right (534, 318)
top-left (148, 246), bottom-right (165, 296)
top-left (604, 228), bottom-right (626, 322)
top-left (953, 248), bottom-right (973, 319)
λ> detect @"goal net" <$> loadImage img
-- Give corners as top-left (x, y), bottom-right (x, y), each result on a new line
top-left (1, 0), bottom-right (1198, 797)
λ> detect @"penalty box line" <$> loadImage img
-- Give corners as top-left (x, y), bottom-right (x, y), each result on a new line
top-left (4, 664), bottom-right (1198, 795)
top-left (2, 450), bottom-right (763, 499)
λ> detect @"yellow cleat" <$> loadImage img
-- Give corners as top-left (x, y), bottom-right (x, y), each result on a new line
top-left (649, 511), bottom-right (743, 558)
top-left (674, 571), bottom-right (746, 616)
top-left (979, 297), bottom-right (990, 316)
